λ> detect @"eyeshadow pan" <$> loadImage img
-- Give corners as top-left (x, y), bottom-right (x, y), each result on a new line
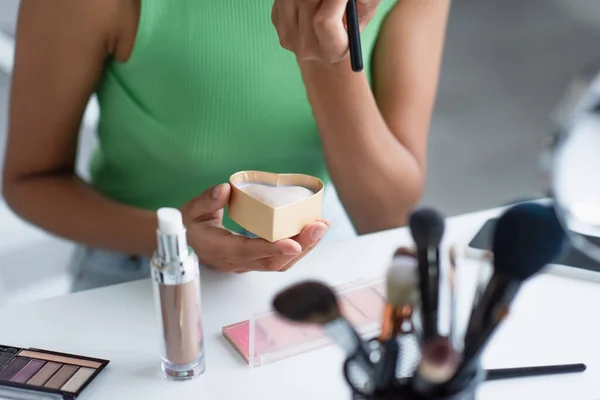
top-left (0, 354), bottom-right (13, 370)
top-left (44, 365), bottom-right (78, 389)
top-left (0, 347), bottom-right (19, 355)
top-left (61, 367), bottom-right (95, 393)
top-left (11, 359), bottom-right (46, 383)
top-left (0, 357), bottom-right (30, 380)
top-left (27, 362), bottom-right (61, 387)
top-left (19, 350), bottom-right (101, 369)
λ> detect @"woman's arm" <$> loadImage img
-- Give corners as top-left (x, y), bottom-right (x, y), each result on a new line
top-left (299, 0), bottom-right (451, 234)
top-left (2, 0), bottom-right (159, 256)
top-left (3, 0), bottom-right (321, 271)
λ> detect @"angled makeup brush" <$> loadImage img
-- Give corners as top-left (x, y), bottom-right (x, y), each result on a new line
top-left (455, 203), bottom-right (566, 383)
top-left (412, 336), bottom-right (461, 396)
top-left (346, 0), bottom-right (363, 72)
top-left (272, 281), bottom-right (374, 378)
top-left (409, 208), bottom-right (445, 341)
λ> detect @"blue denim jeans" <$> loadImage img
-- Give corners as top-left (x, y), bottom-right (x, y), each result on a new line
top-left (69, 186), bottom-right (355, 292)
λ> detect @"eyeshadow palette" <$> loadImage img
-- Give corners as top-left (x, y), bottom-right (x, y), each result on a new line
top-left (222, 278), bottom-right (386, 367)
top-left (0, 345), bottom-right (109, 399)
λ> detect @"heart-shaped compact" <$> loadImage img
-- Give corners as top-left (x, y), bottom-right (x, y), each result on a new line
top-left (228, 171), bottom-right (324, 242)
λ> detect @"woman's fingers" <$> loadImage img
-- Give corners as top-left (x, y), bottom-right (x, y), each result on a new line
top-left (191, 220), bottom-right (328, 273)
top-left (297, 0), bottom-right (322, 60)
top-left (279, 221), bottom-right (330, 270)
top-left (295, 221), bottom-right (330, 248)
top-left (272, 0), bottom-right (381, 65)
top-left (313, 0), bottom-right (349, 61)
top-left (273, 0), bottom-right (298, 52)
top-left (356, 0), bottom-right (381, 31)
top-left (207, 226), bottom-right (302, 259)
top-left (182, 183), bottom-right (231, 224)
top-left (255, 221), bottom-right (330, 271)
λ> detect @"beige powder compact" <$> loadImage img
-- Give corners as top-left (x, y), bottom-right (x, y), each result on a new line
top-left (228, 171), bottom-right (325, 242)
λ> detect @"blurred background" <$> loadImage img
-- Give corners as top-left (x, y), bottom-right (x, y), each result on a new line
top-left (0, 0), bottom-right (600, 304)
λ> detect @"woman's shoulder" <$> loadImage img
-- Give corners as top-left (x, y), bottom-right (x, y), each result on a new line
top-left (17, 0), bottom-right (138, 62)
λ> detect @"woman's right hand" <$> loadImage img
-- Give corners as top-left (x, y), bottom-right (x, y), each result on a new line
top-left (181, 183), bottom-right (329, 273)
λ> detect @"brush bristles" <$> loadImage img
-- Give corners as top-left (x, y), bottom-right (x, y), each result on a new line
top-left (272, 281), bottom-right (341, 325)
top-left (418, 337), bottom-right (461, 383)
top-left (492, 203), bottom-right (566, 281)
top-left (386, 252), bottom-right (420, 307)
top-left (409, 208), bottom-right (446, 248)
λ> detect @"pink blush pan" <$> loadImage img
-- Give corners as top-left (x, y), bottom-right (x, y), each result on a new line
top-left (342, 288), bottom-right (385, 323)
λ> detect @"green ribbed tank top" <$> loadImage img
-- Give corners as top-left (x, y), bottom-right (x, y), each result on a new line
top-left (93, 0), bottom-right (395, 230)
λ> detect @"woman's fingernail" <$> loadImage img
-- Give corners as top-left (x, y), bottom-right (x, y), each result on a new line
top-left (211, 184), bottom-right (224, 200)
top-left (312, 223), bottom-right (328, 241)
top-left (284, 247), bottom-right (302, 256)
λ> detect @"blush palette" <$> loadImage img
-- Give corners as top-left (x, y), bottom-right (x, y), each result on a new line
top-left (222, 278), bottom-right (386, 367)
top-left (0, 345), bottom-right (109, 399)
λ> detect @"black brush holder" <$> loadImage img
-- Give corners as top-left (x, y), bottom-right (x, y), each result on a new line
top-left (344, 336), bottom-right (484, 400)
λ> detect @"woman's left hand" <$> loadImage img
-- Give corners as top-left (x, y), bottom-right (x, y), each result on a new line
top-left (272, 0), bottom-right (381, 64)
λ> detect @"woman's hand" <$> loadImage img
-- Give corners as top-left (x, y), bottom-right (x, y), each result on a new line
top-left (181, 183), bottom-right (329, 273)
top-left (272, 0), bottom-right (380, 63)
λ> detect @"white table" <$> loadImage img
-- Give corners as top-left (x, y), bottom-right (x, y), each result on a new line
top-left (1, 207), bottom-right (599, 400)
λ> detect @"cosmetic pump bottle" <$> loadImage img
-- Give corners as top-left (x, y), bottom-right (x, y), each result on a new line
top-left (150, 208), bottom-right (206, 380)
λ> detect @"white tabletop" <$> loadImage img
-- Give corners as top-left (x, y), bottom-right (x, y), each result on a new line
top-left (1, 207), bottom-right (599, 400)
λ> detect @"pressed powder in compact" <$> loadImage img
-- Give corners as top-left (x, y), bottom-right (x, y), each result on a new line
top-left (228, 171), bottom-right (324, 242)
top-left (237, 182), bottom-right (315, 208)
top-left (0, 345), bottom-right (109, 398)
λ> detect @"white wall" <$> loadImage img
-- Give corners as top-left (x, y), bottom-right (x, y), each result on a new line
top-left (0, 0), bottom-right (18, 37)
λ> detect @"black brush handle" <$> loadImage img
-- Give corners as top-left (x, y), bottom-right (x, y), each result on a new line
top-left (374, 339), bottom-right (400, 391)
top-left (346, 0), bottom-right (363, 72)
top-left (416, 247), bottom-right (439, 340)
top-left (485, 363), bottom-right (586, 381)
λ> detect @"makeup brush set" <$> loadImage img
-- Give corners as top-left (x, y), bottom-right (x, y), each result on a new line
top-left (272, 202), bottom-right (586, 399)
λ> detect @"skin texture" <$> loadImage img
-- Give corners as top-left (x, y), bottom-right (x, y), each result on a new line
top-left (2, 0), bottom-right (450, 272)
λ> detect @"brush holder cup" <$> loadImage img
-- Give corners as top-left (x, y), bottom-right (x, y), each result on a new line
top-left (343, 336), bottom-right (484, 400)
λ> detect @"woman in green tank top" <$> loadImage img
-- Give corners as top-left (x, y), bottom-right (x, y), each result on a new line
top-left (4, 0), bottom-right (450, 291)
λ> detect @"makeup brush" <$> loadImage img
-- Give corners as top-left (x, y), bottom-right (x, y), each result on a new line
top-left (346, 0), bottom-right (363, 72)
top-left (448, 246), bottom-right (458, 350)
top-left (409, 208), bottom-right (445, 341)
top-left (373, 247), bottom-right (419, 391)
top-left (379, 247), bottom-right (419, 341)
top-left (472, 251), bottom-right (493, 308)
top-left (485, 363), bottom-right (586, 381)
top-left (272, 281), bottom-right (374, 378)
top-left (456, 203), bottom-right (566, 382)
top-left (412, 336), bottom-right (461, 396)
